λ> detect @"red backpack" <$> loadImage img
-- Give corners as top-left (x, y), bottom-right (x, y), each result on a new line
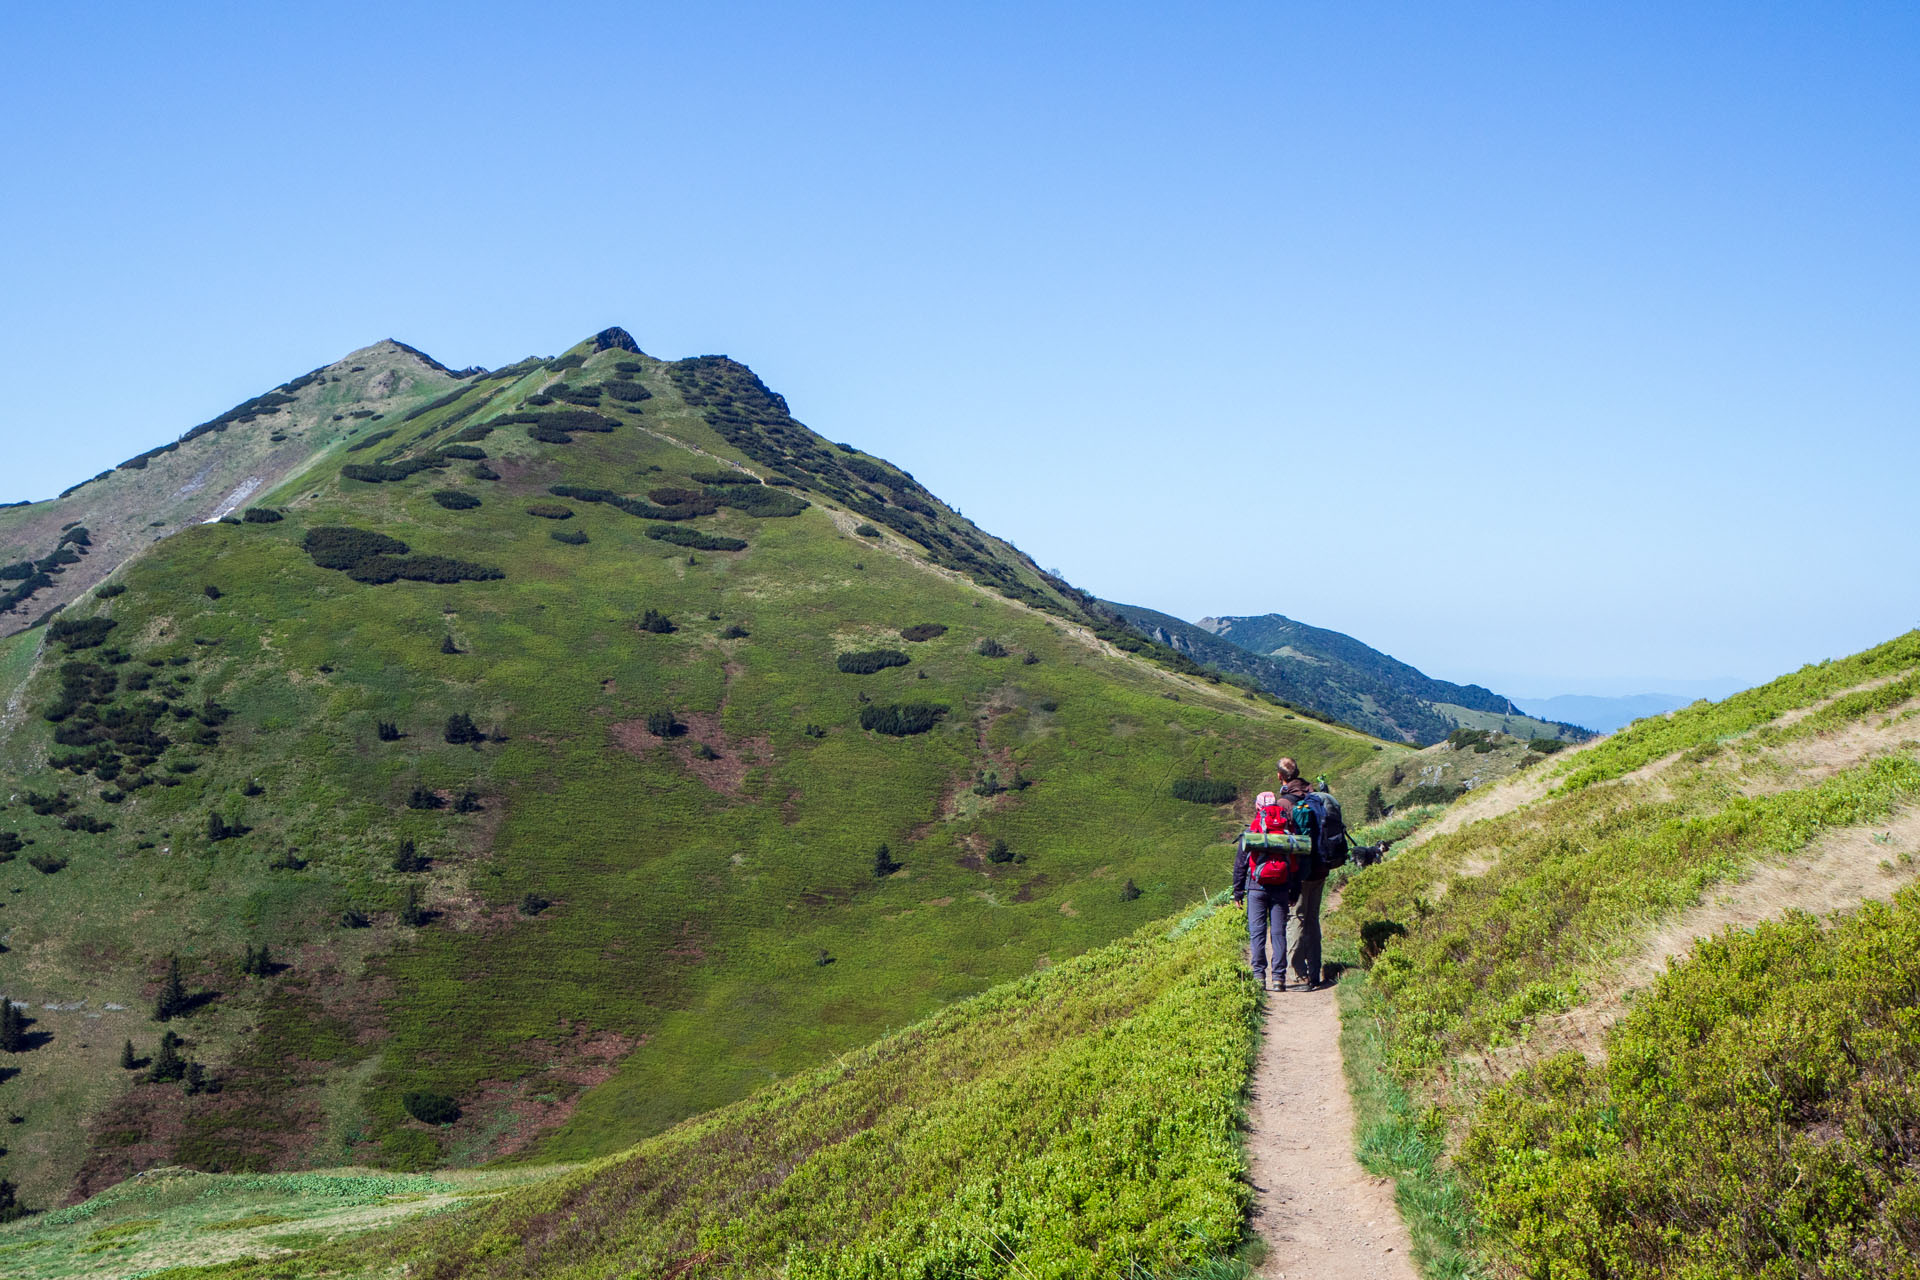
top-left (1244, 791), bottom-right (1308, 887)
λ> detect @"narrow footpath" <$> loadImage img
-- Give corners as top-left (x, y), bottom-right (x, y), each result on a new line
top-left (1243, 984), bottom-right (1417, 1280)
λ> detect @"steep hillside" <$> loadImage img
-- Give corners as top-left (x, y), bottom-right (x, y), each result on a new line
top-left (1328, 630), bottom-right (1920, 1277)
top-left (0, 329), bottom-right (1398, 1208)
top-left (0, 341), bottom-right (466, 634)
top-left (1110, 602), bottom-right (1584, 745)
top-left (64, 900), bottom-right (1255, 1280)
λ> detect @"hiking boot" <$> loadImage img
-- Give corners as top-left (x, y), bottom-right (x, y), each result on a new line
top-left (1270, 976), bottom-right (1287, 993)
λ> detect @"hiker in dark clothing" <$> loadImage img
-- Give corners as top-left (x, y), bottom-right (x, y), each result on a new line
top-left (1233, 757), bottom-right (1310, 992)
top-left (1276, 765), bottom-right (1329, 990)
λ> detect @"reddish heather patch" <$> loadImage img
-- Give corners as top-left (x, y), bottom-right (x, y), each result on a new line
top-left (1012, 874), bottom-right (1052, 903)
top-left (611, 711), bottom-right (771, 797)
top-left (450, 1026), bottom-right (643, 1163)
top-left (663, 918), bottom-right (711, 963)
top-left (491, 454), bottom-right (562, 496)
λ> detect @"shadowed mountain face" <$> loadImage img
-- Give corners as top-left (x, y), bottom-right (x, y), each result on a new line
top-left (1106, 603), bottom-right (1587, 745)
top-left (0, 329), bottom-right (1394, 1204)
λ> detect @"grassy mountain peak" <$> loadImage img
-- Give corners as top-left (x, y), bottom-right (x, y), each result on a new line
top-left (0, 329), bottom-right (1401, 1206)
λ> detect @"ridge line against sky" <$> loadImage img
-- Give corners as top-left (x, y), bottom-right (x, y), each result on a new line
top-left (3, 1), bottom-right (1915, 695)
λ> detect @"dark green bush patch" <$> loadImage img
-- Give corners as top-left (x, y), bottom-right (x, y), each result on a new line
top-left (713, 485), bottom-right (808, 518)
top-left (346, 429), bottom-right (397, 453)
top-left (976, 638), bottom-right (1009, 658)
top-left (639, 609), bottom-right (676, 634)
top-left (342, 456), bottom-right (449, 483)
top-left (1170, 778), bottom-right (1237, 804)
top-left (95, 583), bottom-right (127, 599)
top-left (525, 504), bottom-right (574, 520)
top-left (854, 524), bottom-right (881, 538)
top-left (437, 445), bottom-right (487, 461)
top-left (49, 617), bottom-right (118, 650)
top-left (304, 527), bottom-right (410, 570)
top-left (899, 623), bottom-right (948, 642)
top-left (242, 508), bottom-right (284, 523)
top-left (604, 380), bottom-right (651, 402)
top-left (431, 490), bottom-right (481, 510)
top-left (858, 702), bottom-right (949, 736)
top-left (303, 526), bottom-right (501, 585)
top-left (401, 1091), bottom-right (461, 1126)
top-left (645, 526), bottom-right (747, 552)
top-left (691, 470), bottom-right (759, 485)
top-left (1527, 737), bottom-right (1568, 754)
top-left (837, 649), bottom-right (910, 675)
top-left (551, 528), bottom-right (589, 545)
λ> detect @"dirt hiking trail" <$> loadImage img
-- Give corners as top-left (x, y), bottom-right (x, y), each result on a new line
top-left (1244, 985), bottom-right (1417, 1280)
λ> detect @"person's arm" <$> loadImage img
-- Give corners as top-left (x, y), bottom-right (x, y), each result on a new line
top-left (1232, 835), bottom-right (1248, 901)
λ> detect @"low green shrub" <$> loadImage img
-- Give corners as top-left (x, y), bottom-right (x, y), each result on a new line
top-left (836, 649), bottom-right (910, 674)
top-left (402, 1091), bottom-right (461, 1126)
top-left (1171, 779), bottom-right (1237, 804)
top-left (900, 623), bottom-right (948, 642)
top-left (1393, 783), bottom-right (1465, 808)
top-left (1461, 888), bottom-right (1920, 1279)
top-left (242, 507), bottom-right (284, 523)
top-left (525, 504), bottom-right (574, 520)
top-left (645, 526), bottom-right (746, 552)
top-left (551, 528), bottom-right (589, 545)
top-left (431, 490), bottom-right (481, 510)
top-left (859, 702), bottom-right (949, 736)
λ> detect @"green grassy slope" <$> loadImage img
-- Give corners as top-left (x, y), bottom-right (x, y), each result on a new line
top-left (7, 899), bottom-right (1256, 1280)
top-left (0, 341), bottom-right (463, 635)
top-left (0, 330), bottom-right (1396, 1207)
top-left (1324, 630), bottom-right (1920, 1276)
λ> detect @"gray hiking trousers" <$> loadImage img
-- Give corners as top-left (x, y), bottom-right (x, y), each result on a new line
top-left (1245, 884), bottom-right (1288, 981)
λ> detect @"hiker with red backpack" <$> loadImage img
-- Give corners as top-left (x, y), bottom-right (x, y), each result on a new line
top-left (1233, 758), bottom-right (1313, 991)
top-left (1234, 757), bottom-right (1386, 991)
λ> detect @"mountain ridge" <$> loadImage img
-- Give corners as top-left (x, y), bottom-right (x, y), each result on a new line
top-left (1107, 601), bottom-right (1585, 745)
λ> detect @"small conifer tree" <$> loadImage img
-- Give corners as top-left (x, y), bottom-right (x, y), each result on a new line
top-left (440, 634), bottom-right (461, 655)
top-left (639, 608), bottom-right (675, 634)
top-left (872, 843), bottom-right (901, 877)
top-left (148, 1030), bottom-right (185, 1082)
top-left (376, 720), bottom-right (403, 742)
top-left (1120, 878), bottom-right (1142, 902)
top-left (120, 1038), bottom-right (139, 1069)
top-left (0, 1177), bottom-right (23, 1224)
top-left (400, 884), bottom-right (429, 927)
top-left (153, 955), bottom-right (188, 1021)
top-left (0, 1001), bottom-right (23, 1052)
top-left (1365, 784), bottom-right (1386, 823)
top-left (392, 838), bottom-right (428, 873)
top-left (987, 838), bottom-right (1015, 864)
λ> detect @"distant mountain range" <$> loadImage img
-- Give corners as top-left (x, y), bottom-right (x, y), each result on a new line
top-left (1105, 603), bottom-right (1588, 746)
top-left (1509, 693), bottom-right (1695, 734)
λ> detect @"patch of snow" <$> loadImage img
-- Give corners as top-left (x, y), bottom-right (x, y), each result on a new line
top-left (203, 475), bottom-right (263, 523)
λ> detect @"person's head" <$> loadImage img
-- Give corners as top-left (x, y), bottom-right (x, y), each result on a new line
top-left (1276, 757), bottom-right (1300, 782)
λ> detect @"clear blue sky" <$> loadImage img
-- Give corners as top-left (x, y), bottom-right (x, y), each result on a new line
top-left (4, 3), bottom-right (1915, 697)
